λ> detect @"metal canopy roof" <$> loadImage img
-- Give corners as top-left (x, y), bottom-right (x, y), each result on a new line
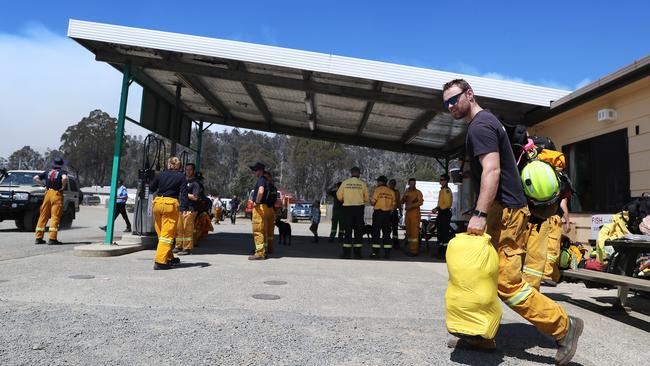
top-left (68, 19), bottom-right (569, 158)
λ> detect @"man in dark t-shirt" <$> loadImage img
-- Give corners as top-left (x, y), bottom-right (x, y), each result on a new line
top-left (442, 79), bottom-right (582, 364)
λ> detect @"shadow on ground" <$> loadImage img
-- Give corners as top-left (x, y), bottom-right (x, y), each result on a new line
top-left (190, 232), bottom-right (446, 263)
top-left (450, 322), bottom-right (583, 366)
top-left (546, 292), bottom-right (650, 333)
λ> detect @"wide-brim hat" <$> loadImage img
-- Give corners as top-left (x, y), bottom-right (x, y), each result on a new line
top-left (52, 158), bottom-right (64, 168)
top-left (249, 162), bottom-right (266, 171)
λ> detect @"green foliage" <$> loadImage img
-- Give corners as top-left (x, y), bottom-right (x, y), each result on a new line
top-left (8, 109), bottom-right (454, 197)
top-left (8, 146), bottom-right (43, 170)
top-left (59, 109), bottom-right (123, 186)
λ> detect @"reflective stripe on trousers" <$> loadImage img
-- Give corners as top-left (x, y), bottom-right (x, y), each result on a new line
top-left (153, 196), bottom-right (179, 265)
top-left (35, 189), bottom-right (63, 240)
top-left (486, 202), bottom-right (569, 340)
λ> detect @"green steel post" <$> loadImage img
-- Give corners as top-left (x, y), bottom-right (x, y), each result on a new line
top-left (195, 121), bottom-right (203, 171)
top-left (105, 63), bottom-right (131, 244)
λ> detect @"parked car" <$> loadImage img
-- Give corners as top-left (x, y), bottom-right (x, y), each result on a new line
top-left (0, 169), bottom-right (82, 231)
top-left (82, 194), bottom-right (101, 206)
top-left (291, 202), bottom-right (313, 223)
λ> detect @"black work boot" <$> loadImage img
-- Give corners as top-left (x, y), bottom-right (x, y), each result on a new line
top-left (124, 227), bottom-right (132, 233)
top-left (393, 238), bottom-right (400, 250)
top-left (384, 248), bottom-right (391, 259)
top-left (35, 238), bottom-right (46, 245)
top-left (370, 247), bottom-right (380, 259)
top-left (48, 239), bottom-right (62, 245)
top-left (555, 316), bottom-right (584, 365)
top-left (340, 247), bottom-right (352, 259)
top-left (153, 262), bottom-right (172, 270)
top-left (353, 247), bottom-right (363, 259)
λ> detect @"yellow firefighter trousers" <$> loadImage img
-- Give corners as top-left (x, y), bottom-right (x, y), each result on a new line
top-left (544, 215), bottom-right (563, 282)
top-left (153, 197), bottom-right (179, 265)
top-left (193, 212), bottom-right (213, 243)
top-left (486, 202), bottom-right (569, 340)
top-left (35, 189), bottom-right (63, 240)
top-left (522, 220), bottom-right (550, 289)
top-left (265, 207), bottom-right (276, 254)
top-left (252, 204), bottom-right (268, 257)
top-left (176, 211), bottom-right (197, 250)
top-left (405, 208), bottom-right (420, 254)
top-left (213, 207), bottom-right (221, 224)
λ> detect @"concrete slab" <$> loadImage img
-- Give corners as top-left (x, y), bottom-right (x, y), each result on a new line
top-left (73, 234), bottom-right (157, 257)
top-left (2, 207), bottom-right (649, 365)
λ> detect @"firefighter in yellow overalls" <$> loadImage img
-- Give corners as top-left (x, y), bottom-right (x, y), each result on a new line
top-left (336, 167), bottom-right (369, 259)
top-left (401, 178), bottom-right (423, 256)
top-left (263, 171), bottom-right (277, 255)
top-left (434, 173), bottom-right (453, 258)
top-left (443, 80), bottom-right (582, 364)
top-left (150, 157), bottom-right (188, 270)
top-left (33, 158), bottom-right (68, 245)
top-left (174, 163), bottom-right (201, 256)
top-left (248, 162), bottom-right (268, 260)
top-left (213, 196), bottom-right (222, 224)
top-left (543, 187), bottom-right (572, 286)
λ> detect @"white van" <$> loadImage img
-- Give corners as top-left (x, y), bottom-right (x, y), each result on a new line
top-left (402, 180), bottom-right (474, 227)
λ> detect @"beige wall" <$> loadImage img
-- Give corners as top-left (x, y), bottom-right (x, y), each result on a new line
top-left (530, 76), bottom-right (650, 242)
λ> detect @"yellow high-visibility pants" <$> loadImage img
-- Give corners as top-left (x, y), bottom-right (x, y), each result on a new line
top-left (153, 197), bottom-right (179, 265)
top-left (265, 207), bottom-right (276, 254)
top-left (193, 211), bottom-right (213, 243)
top-left (35, 189), bottom-right (63, 240)
top-left (252, 204), bottom-right (268, 257)
top-left (213, 207), bottom-right (221, 224)
top-left (544, 215), bottom-right (563, 282)
top-left (522, 220), bottom-right (550, 289)
top-left (486, 202), bottom-right (569, 340)
top-left (405, 208), bottom-right (420, 254)
top-left (176, 211), bottom-right (197, 250)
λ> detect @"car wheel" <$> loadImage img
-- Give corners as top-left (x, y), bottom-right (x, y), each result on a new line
top-left (22, 209), bottom-right (37, 232)
top-left (59, 204), bottom-right (75, 229)
top-left (15, 218), bottom-right (25, 231)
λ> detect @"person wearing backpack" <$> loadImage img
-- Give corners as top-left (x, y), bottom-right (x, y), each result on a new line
top-left (442, 79), bottom-right (582, 365)
top-left (264, 171), bottom-right (278, 254)
top-left (542, 175), bottom-right (573, 286)
top-left (33, 158), bottom-right (69, 245)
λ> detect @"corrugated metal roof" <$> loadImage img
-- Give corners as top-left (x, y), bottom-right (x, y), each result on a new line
top-left (68, 19), bottom-right (570, 158)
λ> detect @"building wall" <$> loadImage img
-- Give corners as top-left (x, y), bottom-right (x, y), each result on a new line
top-left (530, 76), bottom-right (650, 243)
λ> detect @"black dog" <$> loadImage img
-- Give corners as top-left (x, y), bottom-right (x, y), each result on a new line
top-left (275, 218), bottom-right (292, 246)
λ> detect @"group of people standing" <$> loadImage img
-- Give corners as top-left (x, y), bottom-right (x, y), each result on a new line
top-left (149, 158), bottom-right (213, 269)
top-left (327, 170), bottom-right (454, 260)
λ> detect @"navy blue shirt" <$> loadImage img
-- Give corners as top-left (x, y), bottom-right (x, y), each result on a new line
top-left (38, 168), bottom-right (67, 190)
top-left (186, 178), bottom-right (202, 210)
top-left (253, 176), bottom-right (268, 204)
top-left (466, 110), bottom-right (526, 209)
top-left (150, 170), bottom-right (189, 211)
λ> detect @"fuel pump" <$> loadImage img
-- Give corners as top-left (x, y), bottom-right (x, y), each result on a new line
top-left (133, 134), bottom-right (166, 236)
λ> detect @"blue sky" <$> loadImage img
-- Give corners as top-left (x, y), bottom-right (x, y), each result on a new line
top-left (2, 0), bottom-right (649, 158)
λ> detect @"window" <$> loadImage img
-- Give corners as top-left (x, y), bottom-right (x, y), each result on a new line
top-left (562, 129), bottom-right (630, 213)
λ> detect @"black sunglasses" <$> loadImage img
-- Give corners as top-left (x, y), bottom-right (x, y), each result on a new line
top-left (443, 91), bottom-right (466, 109)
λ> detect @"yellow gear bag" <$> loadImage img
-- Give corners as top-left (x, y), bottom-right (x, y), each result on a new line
top-left (536, 149), bottom-right (566, 171)
top-left (445, 233), bottom-right (502, 339)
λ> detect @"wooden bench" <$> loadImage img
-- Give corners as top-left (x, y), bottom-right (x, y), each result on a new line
top-left (562, 269), bottom-right (650, 310)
